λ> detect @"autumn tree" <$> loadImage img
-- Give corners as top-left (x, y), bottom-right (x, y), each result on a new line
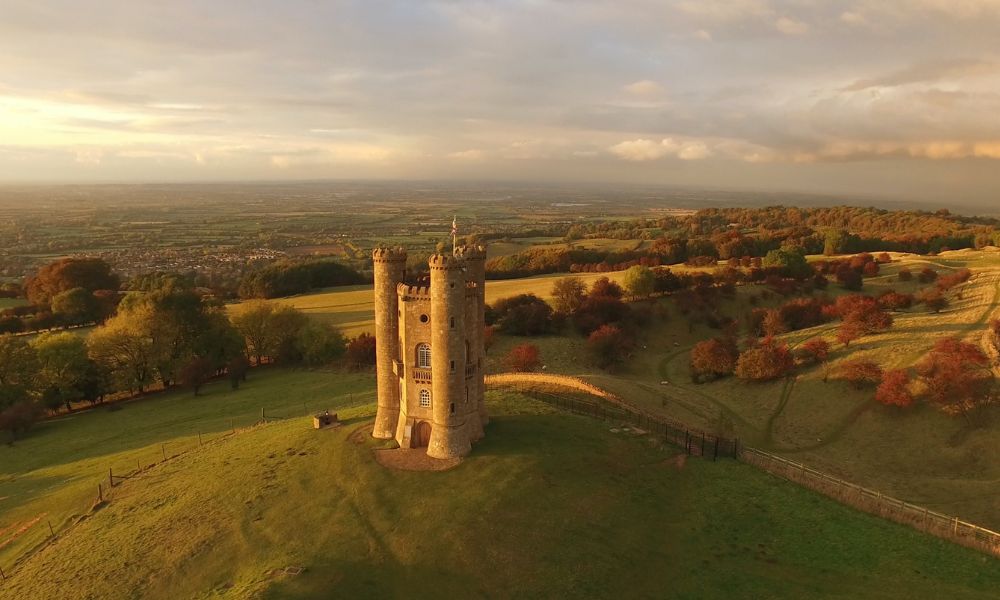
top-left (735, 337), bottom-right (794, 381)
top-left (345, 333), bottom-right (377, 370)
top-left (550, 277), bottom-right (587, 315)
top-left (917, 337), bottom-right (993, 422)
top-left (490, 294), bottom-right (555, 336)
top-left (506, 343), bottom-right (541, 372)
top-left (25, 257), bottom-right (120, 306)
top-left (689, 337), bottom-right (739, 382)
top-left (839, 360), bottom-right (883, 390)
top-left (586, 324), bottom-right (634, 371)
top-left (875, 369), bottom-right (914, 408)
top-left (836, 320), bottom-right (862, 348)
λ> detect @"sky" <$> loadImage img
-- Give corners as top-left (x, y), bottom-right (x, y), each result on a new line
top-left (1, 0), bottom-right (999, 203)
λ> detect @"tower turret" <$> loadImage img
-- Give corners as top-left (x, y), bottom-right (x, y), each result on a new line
top-left (456, 244), bottom-right (488, 430)
top-left (372, 247), bottom-right (407, 439)
top-left (426, 253), bottom-right (472, 459)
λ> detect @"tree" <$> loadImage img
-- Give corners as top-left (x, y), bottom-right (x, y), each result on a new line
top-left (875, 370), bottom-right (914, 407)
top-left (483, 325), bottom-right (496, 353)
top-left (622, 265), bottom-right (655, 298)
top-left (878, 291), bottom-right (913, 312)
top-left (505, 344), bottom-right (541, 372)
top-left (32, 332), bottom-right (91, 411)
top-left (490, 294), bottom-right (554, 336)
top-left (227, 356), bottom-right (249, 390)
top-left (735, 337), bottom-right (794, 381)
top-left (897, 267), bottom-right (913, 282)
top-left (586, 324), bottom-right (633, 371)
top-left (50, 287), bottom-right (100, 325)
top-left (762, 309), bottom-right (788, 337)
top-left (345, 333), bottom-right (377, 370)
top-left (232, 300), bottom-right (276, 365)
top-left (296, 321), bottom-right (346, 367)
top-left (589, 277), bottom-right (623, 299)
top-left (551, 277), bottom-right (587, 315)
top-left (179, 356), bottom-right (215, 395)
top-left (762, 246), bottom-right (810, 279)
top-left (573, 294), bottom-right (630, 335)
top-left (25, 257), bottom-right (120, 305)
top-left (835, 265), bottom-right (863, 291)
top-left (839, 360), bottom-right (883, 390)
top-left (917, 337), bottom-right (993, 422)
top-left (920, 289), bottom-right (949, 313)
top-left (689, 337), bottom-right (738, 382)
top-left (0, 334), bottom-right (40, 394)
top-left (836, 320), bottom-right (862, 348)
top-left (87, 312), bottom-right (156, 394)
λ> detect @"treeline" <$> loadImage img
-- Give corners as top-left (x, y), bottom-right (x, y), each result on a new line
top-left (0, 281), bottom-right (374, 441)
top-left (1, 258), bottom-right (122, 334)
top-left (486, 206), bottom-right (1000, 278)
top-left (238, 259), bottom-right (367, 299)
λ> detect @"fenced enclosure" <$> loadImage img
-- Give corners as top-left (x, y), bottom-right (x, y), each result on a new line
top-left (739, 446), bottom-right (1000, 559)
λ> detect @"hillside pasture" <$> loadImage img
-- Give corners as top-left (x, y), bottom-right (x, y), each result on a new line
top-left (0, 370), bottom-right (997, 599)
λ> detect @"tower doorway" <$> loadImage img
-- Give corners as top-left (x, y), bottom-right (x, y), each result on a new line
top-left (412, 421), bottom-right (432, 448)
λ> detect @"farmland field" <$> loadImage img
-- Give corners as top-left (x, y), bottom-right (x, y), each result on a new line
top-left (1, 369), bottom-right (996, 599)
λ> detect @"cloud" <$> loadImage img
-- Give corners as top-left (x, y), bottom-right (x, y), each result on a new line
top-left (610, 138), bottom-right (713, 161)
top-left (623, 80), bottom-right (666, 98)
top-left (842, 59), bottom-right (998, 91)
top-left (447, 149), bottom-right (485, 160)
top-left (774, 16), bottom-right (809, 36)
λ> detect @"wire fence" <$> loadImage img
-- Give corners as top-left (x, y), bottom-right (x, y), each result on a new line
top-left (0, 393), bottom-right (373, 585)
top-left (738, 446), bottom-right (1000, 559)
top-left (489, 373), bottom-right (1000, 560)
top-left (494, 380), bottom-right (740, 460)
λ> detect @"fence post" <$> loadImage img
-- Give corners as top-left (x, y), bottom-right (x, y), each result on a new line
top-left (198, 432), bottom-right (203, 446)
top-left (0, 565), bottom-right (5, 581)
top-left (109, 468), bottom-right (113, 489)
top-left (98, 483), bottom-right (103, 503)
top-left (137, 459), bottom-right (140, 473)
top-left (161, 444), bottom-right (166, 461)
top-left (713, 438), bottom-right (719, 461)
top-left (231, 419), bottom-right (235, 434)
top-left (701, 434), bottom-right (705, 456)
top-left (48, 520), bottom-right (54, 537)
top-left (261, 407), bottom-right (265, 422)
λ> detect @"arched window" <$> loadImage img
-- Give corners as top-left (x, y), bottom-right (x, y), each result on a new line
top-left (419, 389), bottom-right (431, 408)
top-left (417, 343), bottom-right (431, 368)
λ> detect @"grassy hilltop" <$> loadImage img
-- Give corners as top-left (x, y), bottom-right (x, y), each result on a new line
top-left (1, 369), bottom-right (998, 599)
top-left (250, 250), bottom-right (1000, 530)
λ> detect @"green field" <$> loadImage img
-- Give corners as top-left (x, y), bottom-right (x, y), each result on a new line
top-left (230, 271), bottom-right (635, 336)
top-left (1, 368), bottom-right (997, 599)
top-left (0, 298), bottom-right (26, 310)
top-left (481, 251), bottom-right (1000, 531)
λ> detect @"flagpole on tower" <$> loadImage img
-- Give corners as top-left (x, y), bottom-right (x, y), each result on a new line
top-left (451, 215), bottom-right (458, 256)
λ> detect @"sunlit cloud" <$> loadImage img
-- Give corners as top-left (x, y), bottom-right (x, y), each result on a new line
top-left (0, 0), bottom-right (997, 201)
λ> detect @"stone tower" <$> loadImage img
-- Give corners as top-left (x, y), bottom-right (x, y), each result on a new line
top-left (371, 244), bottom-right (488, 459)
top-left (372, 247), bottom-right (407, 439)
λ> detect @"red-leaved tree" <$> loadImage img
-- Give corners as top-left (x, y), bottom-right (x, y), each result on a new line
top-left (689, 337), bottom-right (739, 382)
top-left (505, 343), bottom-right (541, 372)
top-left (875, 369), bottom-right (914, 408)
top-left (917, 337), bottom-right (993, 422)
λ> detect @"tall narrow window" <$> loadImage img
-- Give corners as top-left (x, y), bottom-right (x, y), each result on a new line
top-left (419, 389), bottom-right (431, 408)
top-left (417, 343), bottom-right (431, 368)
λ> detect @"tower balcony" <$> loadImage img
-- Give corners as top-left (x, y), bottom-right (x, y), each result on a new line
top-left (412, 368), bottom-right (432, 383)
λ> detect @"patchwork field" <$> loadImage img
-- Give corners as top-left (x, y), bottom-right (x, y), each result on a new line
top-left (1, 369), bottom-right (997, 599)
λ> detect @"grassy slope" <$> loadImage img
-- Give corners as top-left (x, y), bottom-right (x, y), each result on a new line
top-left (0, 298), bottom-right (26, 310)
top-left (0, 369), bottom-right (374, 574)
top-left (1, 373), bottom-right (997, 599)
top-left (483, 251), bottom-right (1000, 530)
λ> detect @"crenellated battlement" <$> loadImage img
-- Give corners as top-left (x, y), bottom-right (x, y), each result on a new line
top-left (372, 247), bottom-right (407, 263)
top-left (455, 244), bottom-right (487, 261)
top-left (397, 282), bottom-right (431, 300)
top-left (428, 253), bottom-right (463, 270)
